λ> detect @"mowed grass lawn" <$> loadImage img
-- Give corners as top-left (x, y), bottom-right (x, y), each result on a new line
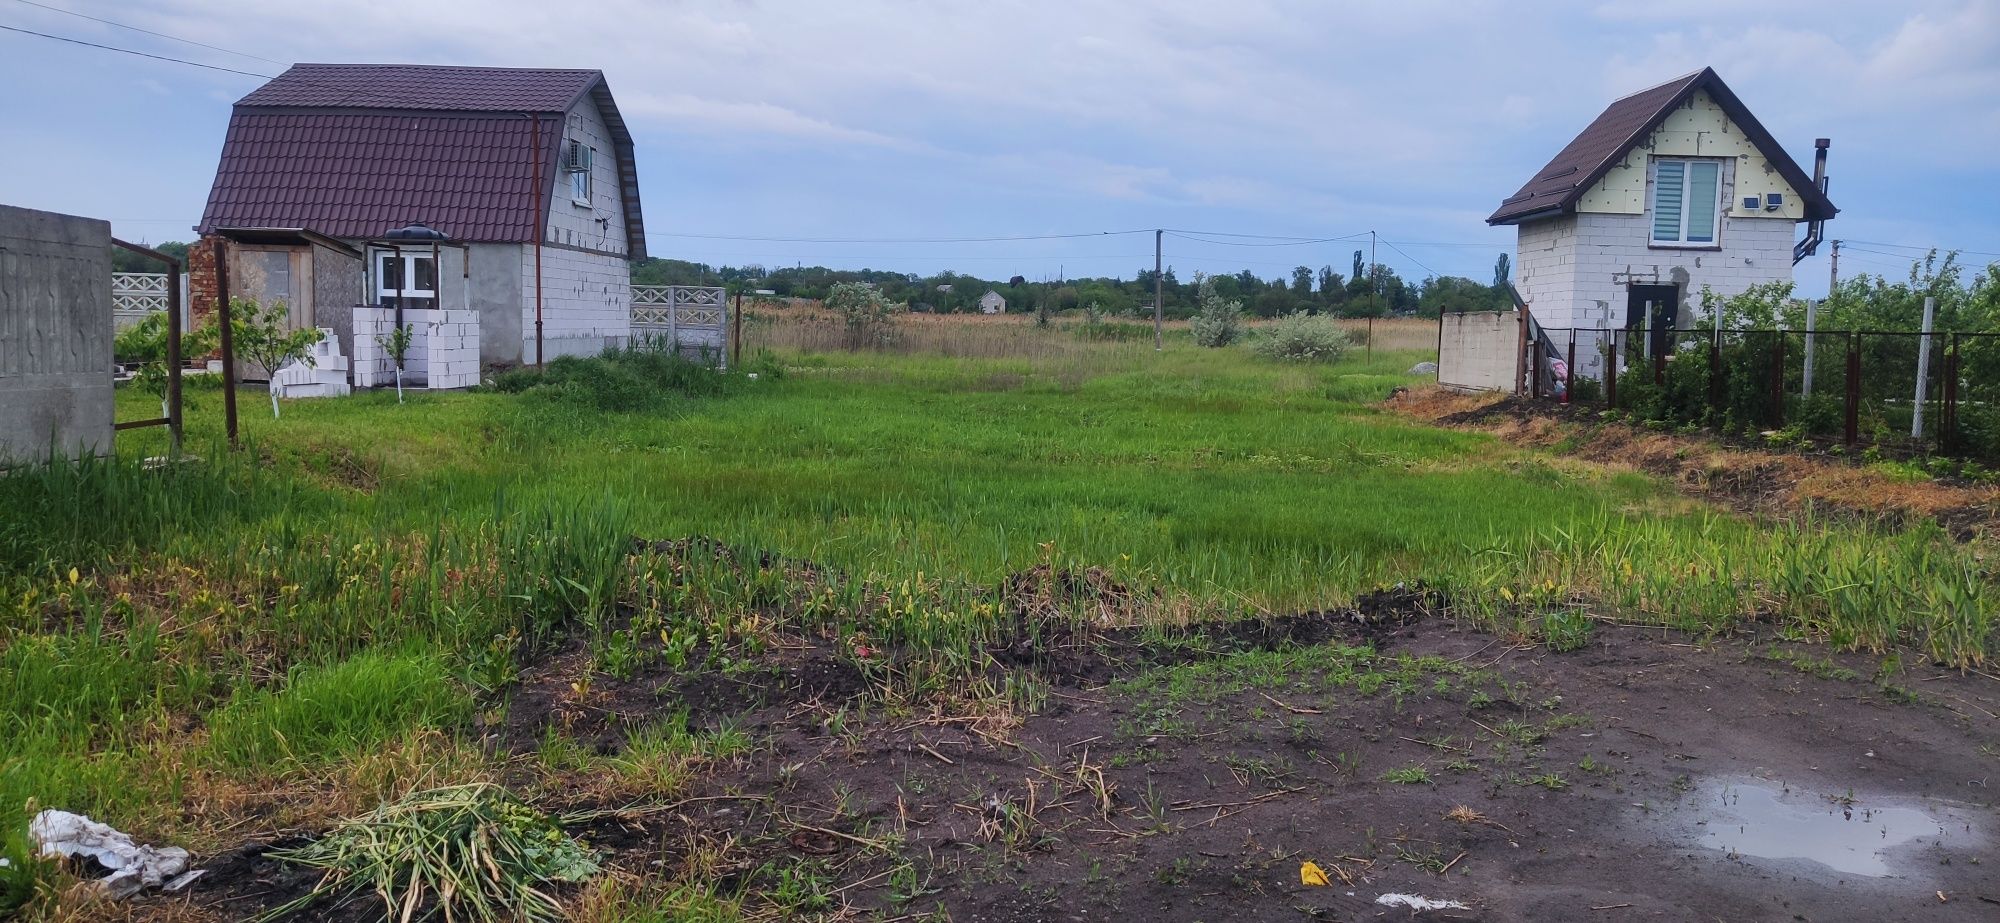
top-left (1, 320), bottom-right (1991, 913)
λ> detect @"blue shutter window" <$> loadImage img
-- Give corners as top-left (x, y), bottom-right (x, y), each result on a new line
top-left (1652, 161), bottom-right (1685, 241)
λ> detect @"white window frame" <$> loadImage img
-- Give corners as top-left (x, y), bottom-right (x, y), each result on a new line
top-left (566, 139), bottom-right (594, 207)
top-left (1649, 158), bottom-right (1722, 248)
top-left (374, 250), bottom-right (438, 309)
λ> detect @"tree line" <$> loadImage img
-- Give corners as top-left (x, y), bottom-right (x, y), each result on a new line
top-left (113, 239), bottom-right (1523, 320)
top-left (633, 251), bottom-right (1519, 319)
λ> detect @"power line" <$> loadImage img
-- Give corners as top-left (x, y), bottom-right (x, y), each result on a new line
top-left (1841, 245), bottom-right (1957, 261)
top-left (1840, 239), bottom-right (2000, 259)
top-left (646, 229), bottom-right (1152, 244)
top-left (1377, 238), bottom-right (1443, 279)
top-left (10, 0), bottom-right (286, 65)
top-left (1161, 229), bottom-right (1355, 240)
top-left (1162, 229), bottom-right (1369, 247)
top-left (1380, 238), bottom-right (1510, 250)
top-left (0, 20), bottom-right (541, 112)
top-left (0, 23), bottom-right (274, 79)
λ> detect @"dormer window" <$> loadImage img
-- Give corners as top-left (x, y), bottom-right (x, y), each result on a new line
top-left (1650, 159), bottom-right (1721, 246)
top-left (565, 139), bottom-right (593, 206)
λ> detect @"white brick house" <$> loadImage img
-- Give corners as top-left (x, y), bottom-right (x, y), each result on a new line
top-left (1488, 68), bottom-right (1835, 378)
top-left (197, 64), bottom-right (649, 373)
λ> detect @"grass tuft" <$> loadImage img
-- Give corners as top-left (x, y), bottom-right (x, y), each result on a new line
top-left (206, 651), bottom-right (470, 770)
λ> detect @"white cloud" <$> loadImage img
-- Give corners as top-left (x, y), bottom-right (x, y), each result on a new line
top-left (1, 0), bottom-right (1991, 280)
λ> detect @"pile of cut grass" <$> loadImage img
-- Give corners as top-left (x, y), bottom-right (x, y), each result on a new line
top-left (255, 783), bottom-right (598, 923)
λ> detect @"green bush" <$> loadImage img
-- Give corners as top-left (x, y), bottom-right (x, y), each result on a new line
top-left (488, 348), bottom-right (750, 412)
top-left (1249, 311), bottom-right (1353, 363)
top-left (206, 651), bottom-right (470, 769)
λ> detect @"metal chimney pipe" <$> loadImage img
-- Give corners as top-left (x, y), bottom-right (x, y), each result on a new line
top-left (1793, 138), bottom-right (1831, 264)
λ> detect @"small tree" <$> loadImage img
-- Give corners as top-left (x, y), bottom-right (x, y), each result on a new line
top-left (376, 323), bottom-right (415, 403)
top-left (1189, 272), bottom-right (1245, 348)
top-left (114, 312), bottom-right (218, 419)
top-left (230, 297), bottom-right (322, 418)
top-left (824, 281), bottom-right (900, 347)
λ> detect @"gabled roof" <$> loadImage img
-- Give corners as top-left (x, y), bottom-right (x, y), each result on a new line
top-left (198, 64), bottom-right (646, 258)
top-left (236, 64), bottom-right (604, 111)
top-left (1487, 67), bottom-right (1835, 226)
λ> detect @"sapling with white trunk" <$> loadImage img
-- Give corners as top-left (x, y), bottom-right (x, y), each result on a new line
top-left (113, 311), bottom-right (218, 420)
top-left (376, 322), bottom-right (415, 402)
top-left (229, 296), bottom-right (323, 419)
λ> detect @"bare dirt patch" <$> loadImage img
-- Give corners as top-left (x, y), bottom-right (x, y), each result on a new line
top-left (161, 604), bottom-right (1998, 922)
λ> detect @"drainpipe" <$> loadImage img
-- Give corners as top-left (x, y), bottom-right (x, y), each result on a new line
top-left (531, 112), bottom-right (546, 367)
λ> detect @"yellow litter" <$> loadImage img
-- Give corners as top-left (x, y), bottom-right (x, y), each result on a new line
top-left (1300, 861), bottom-right (1330, 887)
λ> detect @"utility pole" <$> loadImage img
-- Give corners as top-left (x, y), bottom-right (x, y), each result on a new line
top-left (1153, 229), bottom-right (1164, 351)
top-left (1828, 239), bottom-right (1840, 293)
top-left (1369, 230), bottom-right (1379, 356)
top-left (1369, 231), bottom-right (1378, 299)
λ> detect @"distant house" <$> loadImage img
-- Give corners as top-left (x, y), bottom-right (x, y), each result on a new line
top-left (979, 290), bottom-right (1007, 315)
top-left (1488, 67), bottom-right (1835, 376)
top-left (194, 63), bottom-right (648, 370)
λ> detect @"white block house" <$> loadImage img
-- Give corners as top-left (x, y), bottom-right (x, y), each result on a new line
top-left (196, 64), bottom-right (649, 372)
top-left (1487, 68), bottom-right (1836, 378)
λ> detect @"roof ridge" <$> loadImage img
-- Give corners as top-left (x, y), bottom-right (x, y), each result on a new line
top-left (1610, 67), bottom-right (1707, 102)
top-left (286, 62), bottom-right (601, 73)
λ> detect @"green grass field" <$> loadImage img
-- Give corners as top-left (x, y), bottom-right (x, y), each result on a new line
top-left (0, 317), bottom-right (1991, 918)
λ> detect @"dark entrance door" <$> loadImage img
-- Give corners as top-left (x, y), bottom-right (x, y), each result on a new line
top-left (1626, 284), bottom-right (1679, 358)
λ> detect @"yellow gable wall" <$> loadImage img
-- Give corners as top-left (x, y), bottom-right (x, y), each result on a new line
top-left (1576, 89), bottom-right (1804, 221)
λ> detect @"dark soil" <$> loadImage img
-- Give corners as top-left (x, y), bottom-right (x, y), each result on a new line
top-left (170, 601), bottom-right (1999, 922)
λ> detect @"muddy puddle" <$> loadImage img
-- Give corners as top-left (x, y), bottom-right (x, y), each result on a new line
top-left (1681, 777), bottom-right (1985, 878)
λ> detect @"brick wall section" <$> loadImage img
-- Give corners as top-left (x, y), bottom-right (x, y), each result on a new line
top-left (185, 234), bottom-right (228, 325)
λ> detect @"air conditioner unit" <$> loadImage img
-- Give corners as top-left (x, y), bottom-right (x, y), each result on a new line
top-left (566, 141), bottom-right (590, 172)
top-left (1764, 192), bottom-right (1784, 211)
top-left (1742, 195), bottom-right (1761, 211)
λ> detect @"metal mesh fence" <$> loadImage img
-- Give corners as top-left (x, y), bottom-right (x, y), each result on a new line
top-left (1530, 326), bottom-right (2000, 461)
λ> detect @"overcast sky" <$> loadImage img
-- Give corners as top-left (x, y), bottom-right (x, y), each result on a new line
top-left (3, 0), bottom-right (1995, 295)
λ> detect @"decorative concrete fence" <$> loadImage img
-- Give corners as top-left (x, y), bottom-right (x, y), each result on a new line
top-left (631, 285), bottom-right (728, 366)
top-left (112, 272), bottom-right (188, 331)
top-left (352, 307), bottom-right (481, 390)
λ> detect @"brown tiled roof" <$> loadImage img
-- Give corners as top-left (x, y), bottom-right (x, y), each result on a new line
top-left (1488, 67), bottom-right (1835, 226)
top-left (198, 65), bottom-right (646, 256)
top-left (236, 64), bottom-right (601, 112)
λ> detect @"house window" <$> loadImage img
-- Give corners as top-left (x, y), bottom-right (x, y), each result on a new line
top-left (566, 139), bottom-right (593, 205)
top-left (1651, 159), bottom-right (1721, 246)
top-left (375, 251), bottom-right (437, 310)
